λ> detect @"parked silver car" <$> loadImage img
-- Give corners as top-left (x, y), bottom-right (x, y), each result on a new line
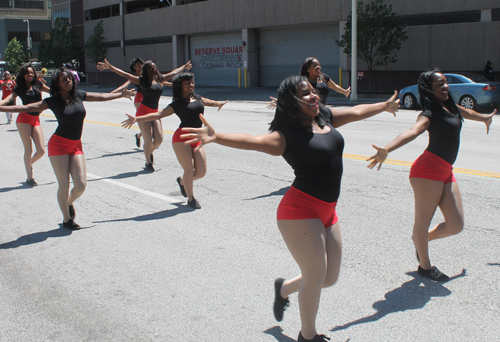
top-left (399, 73), bottom-right (500, 111)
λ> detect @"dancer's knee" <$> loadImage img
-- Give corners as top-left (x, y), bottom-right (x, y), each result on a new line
top-left (322, 271), bottom-right (340, 288)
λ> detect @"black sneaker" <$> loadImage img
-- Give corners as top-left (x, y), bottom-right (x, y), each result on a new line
top-left (135, 133), bottom-right (141, 148)
top-left (188, 198), bottom-right (201, 209)
top-left (26, 179), bottom-right (38, 187)
top-left (417, 266), bottom-right (450, 282)
top-left (145, 163), bottom-right (155, 172)
top-left (177, 177), bottom-right (187, 197)
top-left (69, 205), bottom-right (76, 220)
top-left (297, 332), bottom-right (331, 342)
top-left (63, 219), bottom-right (81, 230)
top-left (273, 278), bottom-right (289, 321)
top-left (150, 153), bottom-right (154, 164)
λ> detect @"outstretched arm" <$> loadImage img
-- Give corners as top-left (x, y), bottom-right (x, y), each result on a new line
top-left (367, 115), bottom-right (429, 170)
top-left (85, 88), bottom-right (135, 102)
top-left (331, 91), bottom-right (399, 128)
top-left (327, 79), bottom-right (351, 97)
top-left (459, 107), bottom-right (496, 134)
top-left (97, 59), bottom-right (140, 85)
top-left (41, 83), bottom-right (50, 93)
top-left (181, 114), bottom-right (285, 155)
top-left (0, 92), bottom-right (16, 106)
top-left (111, 80), bottom-right (132, 94)
top-left (122, 106), bottom-right (175, 128)
top-left (160, 60), bottom-right (192, 82)
top-left (0, 100), bottom-right (48, 114)
top-left (201, 97), bottom-right (228, 111)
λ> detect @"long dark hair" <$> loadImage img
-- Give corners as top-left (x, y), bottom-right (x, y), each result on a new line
top-left (49, 67), bottom-right (79, 104)
top-left (129, 57), bottom-right (144, 74)
top-left (140, 60), bottom-right (163, 85)
top-left (171, 71), bottom-right (196, 102)
top-left (269, 75), bottom-right (330, 132)
top-left (418, 68), bottom-right (462, 120)
top-left (16, 63), bottom-right (41, 93)
top-left (299, 57), bottom-right (326, 83)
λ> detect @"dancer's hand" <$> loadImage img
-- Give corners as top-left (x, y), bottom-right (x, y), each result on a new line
top-left (344, 86), bottom-right (351, 97)
top-left (385, 91), bottom-right (399, 117)
top-left (121, 114), bottom-right (136, 128)
top-left (97, 59), bottom-right (111, 71)
top-left (217, 100), bottom-right (228, 111)
top-left (184, 60), bottom-right (192, 70)
top-left (367, 144), bottom-right (388, 170)
top-left (485, 109), bottom-right (496, 134)
top-left (122, 88), bottom-right (136, 100)
top-left (266, 96), bottom-right (277, 110)
top-left (180, 114), bottom-right (216, 151)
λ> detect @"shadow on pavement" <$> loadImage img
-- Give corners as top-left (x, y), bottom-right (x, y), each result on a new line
top-left (263, 326), bottom-right (296, 342)
top-left (93, 202), bottom-right (191, 224)
top-left (0, 227), bottom-right (72, 249)
top-left (330, 269), bottom-right (466, 332)
top-left (487, 263), bottom-right (500, 267)
top-left (85, 150), bottom-right (143, 161)
top-left (246, 186), bottom-right (289, 200)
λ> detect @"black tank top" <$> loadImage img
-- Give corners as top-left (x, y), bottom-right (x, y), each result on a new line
top-left (169, 94), bottom-right (205, 128)
top-left (309, 73), bottom-right (331, 105)
top-left (44, 90), bottom-right (87, 140)
top-left (420, 108), bottom-right (462, 164)
top-left (139, 77), bottom-right (163, 109)
top-left (14, 85), bottom-right (42, 116)
top-left (279, 118), bottom-right (344, 202)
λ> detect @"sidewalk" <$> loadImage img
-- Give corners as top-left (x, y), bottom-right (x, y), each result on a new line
top-left (78, 83), bottom-right (390, 105)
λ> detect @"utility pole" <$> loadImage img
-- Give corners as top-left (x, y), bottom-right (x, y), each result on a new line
top-left (350, 0), bottom-right (358, 102)
top-left (23, 19), bottom-right (32, 60)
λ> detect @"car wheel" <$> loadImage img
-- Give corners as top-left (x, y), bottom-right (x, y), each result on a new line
top-left (402, 93), bottom-right (417, 109)
top-left (459, 95), bottom-right (477, 110)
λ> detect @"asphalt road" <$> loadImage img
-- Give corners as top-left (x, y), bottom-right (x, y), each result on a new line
top-left (0, 92), bottom-right (499, 342)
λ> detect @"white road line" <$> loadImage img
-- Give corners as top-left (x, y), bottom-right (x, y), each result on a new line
top-left (87, 173), bottom-right (183, 203)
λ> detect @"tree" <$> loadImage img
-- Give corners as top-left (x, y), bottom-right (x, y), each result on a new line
top-left (4, 37), bottom-right (28, 72)
top-left (85, 21), bottom-right (107, 84)
top-left (38, 17), bottom-right (80, 69)
top-left (336, 0), bottom-right (409, 91)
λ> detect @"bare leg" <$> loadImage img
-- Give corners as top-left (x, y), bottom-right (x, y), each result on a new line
top-left (277, 219), bottom-right (341, 340)
top-left (150, 119), bottom-right (164, 151)
top-left (16, 122), bottom-right (35, 180)
top-left (410, 178), bottom-right (444, 269)
top-left (137, 121), bottom-right (154, 164)
top-left (49, 154), bottom-right (87, 222)
top-left (31, 125), bottom-right (46, 166)
top-left (429, 181), bottom-right (464, 241)
top-left (173, 142), bottom-right (207, 200)
top-left (134, 103), bottom-right (142, 141)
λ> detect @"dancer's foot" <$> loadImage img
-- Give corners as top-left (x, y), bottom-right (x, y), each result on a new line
top-left (188, 198), bottom-right (201, 209)
top-left (69, 205), bottom-right (76, 220)
top-left (273, 278), bottom-right (289, 321)
top-left (145, 163), bottom-right (155, 172)
top-left (176, 177), bottom-right (187, 197)
top-left (26, 179), bottom-right (38, 187)
top-left (135, 133), bottom-right (141, 148)
top-left (297, 332), bottom-right (331, 342)
top-left (63, 219), bottom-right (81, 230)
top-left (417, 266), bottom-right (450, 282)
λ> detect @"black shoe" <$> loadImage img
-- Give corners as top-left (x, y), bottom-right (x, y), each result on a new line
top-left (418, 266), bottom-right (450, 282)
top-left (26, 179), bottom-right (38, 186)
top-left (177, 177), bottom-right (187, 197)
top-left (150, 153), bottom-right (154, 164)
top-left (297, 332), bottom-right (331, 342)
top-left (188, 198), bottom-right (201, 209)
top-left (145, 163), bottom-right (155, 172)
top-left (135, 133), bottom-right (141, 148)
top-left (63, 219), bottom-right (81, 230)
top-left (69, 205), bottom-right (76, 220)
top-left (273, 278), bottom-right (289, 321)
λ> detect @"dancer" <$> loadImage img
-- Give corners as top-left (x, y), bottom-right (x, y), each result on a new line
top-left (0, 71), bottom-right (16, 124)
top-left (111, 57), bottom-right (144, 147)
top-left (181, 75), bottom-right (398, 341)
top-left (122, 71), bottom-right (228, 209)
top-left (0, 67), bottom-right (135, 229)
top-left (98, 59), bottom-right (192, 171)
top-left (0, 64), bottom-right (50, 186)
top-left (367, 69), bottom-right (495, 282)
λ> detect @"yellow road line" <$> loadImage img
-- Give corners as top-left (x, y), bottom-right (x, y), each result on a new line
top-left (344, 153), bottom-right (500, 179)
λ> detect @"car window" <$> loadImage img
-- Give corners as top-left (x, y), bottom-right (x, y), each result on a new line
top-left (446, 76), bottom-right (460, 84)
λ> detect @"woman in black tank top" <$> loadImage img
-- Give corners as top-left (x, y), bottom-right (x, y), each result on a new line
top-left (181, 75), bottom-right (398, 342)
top-left (0, 67), bottom-right (135, 230)
top-left (98, 59), bottom-right (191, 171)
top-left (368, 69), bottom-right (495, 282)
top-left (0, 63), bottom-right (50, 186)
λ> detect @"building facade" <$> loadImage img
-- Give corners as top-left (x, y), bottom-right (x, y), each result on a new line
top-left (0, 0), bottom-right (52, 61)
top-left (82, 0), bottom-right (500, 90)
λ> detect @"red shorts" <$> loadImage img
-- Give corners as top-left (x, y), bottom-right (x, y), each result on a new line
top-left (16, 112), bottom-right (40, 127)
top-left (410, 150), bottom-right (456, 183)
top-left (136, 103), bottom-right (157, 117)
top-left (277, 186), bottom-right (338, 228)
top-left (172, 127), bottom-right (201, 148)
top-left (134, 92), bottom-right (143, 104)
top-left (48, 134), bottom-right (84, 156)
